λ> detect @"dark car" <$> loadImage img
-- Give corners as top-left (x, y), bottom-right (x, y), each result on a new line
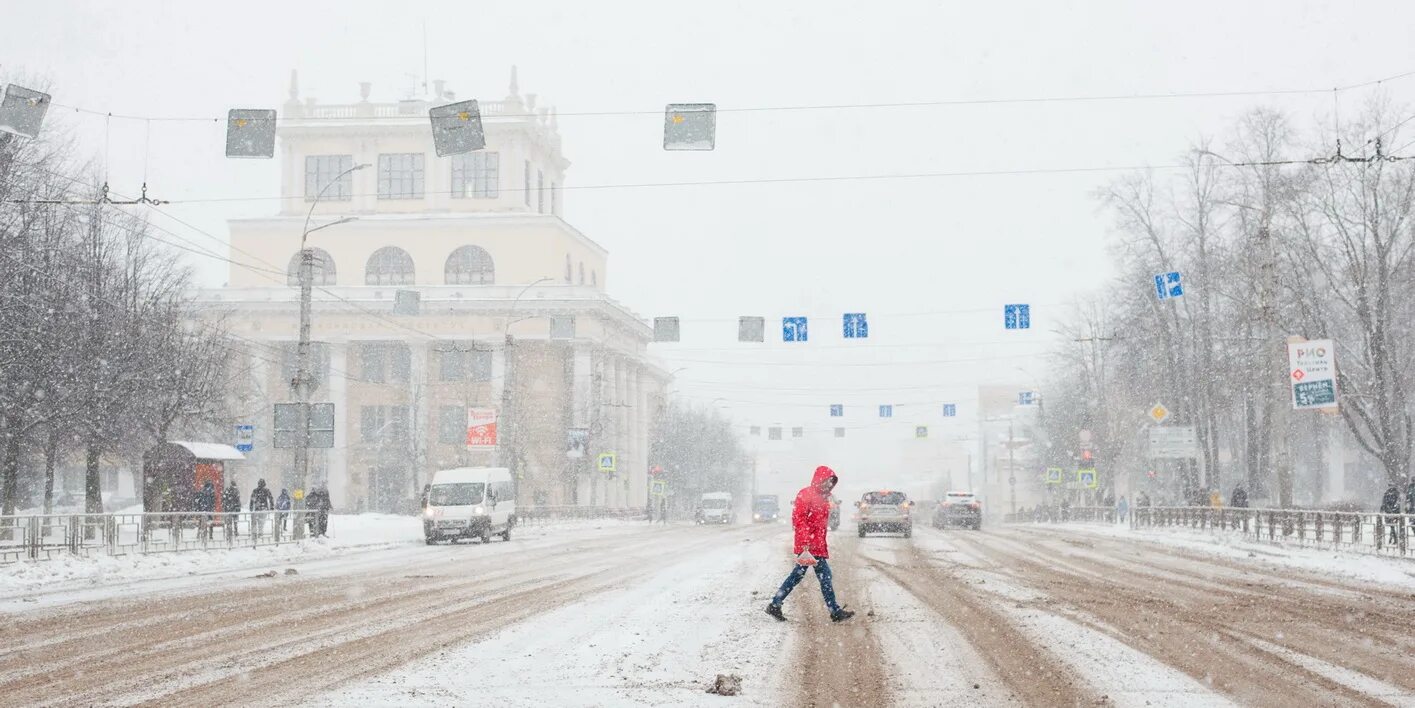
top-left (933, 491), bottom-right (982, 530)
top-left (752, 494), bottom-right (780, 523)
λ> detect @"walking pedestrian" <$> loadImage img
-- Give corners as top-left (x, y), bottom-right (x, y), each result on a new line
top-left (1381, 482), bottom-right (1402, 544)
top-left (764, 465), bottom-right (854, 623)
top-left (195, 480), bottom-right (217, 541)
top-left (658, 497), bottom-right (668, 525)
top-left (1116, 496), bottom-right (1128, 524)
top-left (1230, 484), bottom-right (1249, 509)
top-left (222, 480), bottom-right (242, 539)
top-left (306, 487), bottom-right (333, 537)
top-left (249, 479), bottom-right (274, 537)
top-left (275, 488), bottom-right (291, 532)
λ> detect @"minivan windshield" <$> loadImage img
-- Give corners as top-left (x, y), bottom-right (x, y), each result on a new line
top-left (430, 483), bottom-right (485, 506)
top-left (703, 498), bottom-right (729, 509)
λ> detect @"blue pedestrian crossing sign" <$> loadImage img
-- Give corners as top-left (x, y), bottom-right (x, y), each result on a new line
top-left (782, 316), bottom-right (808, 342)
top-left (1077, 468), bottom-right (1098, 488)
top-left (942, 403), bottom-right (957, 417)
top-left (597, 452), bottom-right (617, 473)
top-left (879, 405), bottom-right (893, 418)
top-left (1018, 391), bottom-right (1036, 405)
top-left (842, 313), bottom-right (868, 339)
top-left (1046, 467), bottom-right (1063, 485)
top-left (829, 404), bottom-right (844, 417)
top-left (1004, 304), bottom-right (1031, 330)
top-left (1154, 271), bottom-right (1184, 300)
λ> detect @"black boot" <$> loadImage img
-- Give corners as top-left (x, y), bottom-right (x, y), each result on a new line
top-left (764, 603), bottom-right (786, 622)
top-left (830, 606), bottom-right (855, 623)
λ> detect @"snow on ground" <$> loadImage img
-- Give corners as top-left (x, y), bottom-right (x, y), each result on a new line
top-left (0, 514), bottom-right (642, 609)
top-left (319, 525), bottom-right (796, 707)
top-left (1042, 521), bottom-right (1415, 589)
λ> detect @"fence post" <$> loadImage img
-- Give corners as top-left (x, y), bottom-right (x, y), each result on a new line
top-left (26, 516), bottom-right (39, 559)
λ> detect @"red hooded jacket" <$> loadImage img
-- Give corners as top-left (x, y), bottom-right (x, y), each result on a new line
top-left (792, 466), bottom-right (837, 558)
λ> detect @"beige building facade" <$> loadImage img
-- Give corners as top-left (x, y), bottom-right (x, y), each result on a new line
top-left (197, 70), bottom-right (668, 512)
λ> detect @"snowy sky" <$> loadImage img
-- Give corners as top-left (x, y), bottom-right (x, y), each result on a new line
top-left (7, 0), bottom-right (1415, 493)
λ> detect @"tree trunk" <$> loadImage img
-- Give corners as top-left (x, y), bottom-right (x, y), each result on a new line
top-left (1, 414), bottom-right (23, 516)
top-left (43, 428), bottom-right (59, 515)
top-left (85, 443), bottom-right (103, 514)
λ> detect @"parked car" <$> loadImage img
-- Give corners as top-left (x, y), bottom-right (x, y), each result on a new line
top-left (423, 467), bottom-right (517, 544)
top-left (933, 491), bottom-right (982, 530)
top-left (857, 490), bottom-right (913, 537)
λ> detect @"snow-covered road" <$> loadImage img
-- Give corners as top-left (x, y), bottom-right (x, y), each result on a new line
top-left (2, 519), bottom-right (1413, 707)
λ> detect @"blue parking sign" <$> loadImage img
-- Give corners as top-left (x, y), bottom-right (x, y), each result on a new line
top-left (783, 316), bottom-right (808, 342)
top-left (942, 404), bottom-right (957, 417)
top-left (1004, 304), bottom-right (1030, 330)
top-left (843, 313), bottom-right (868, 339)
top-left (830, 404), bottom-right (844, 417)
top-left (1153, 271), bottom-right (1183, 300)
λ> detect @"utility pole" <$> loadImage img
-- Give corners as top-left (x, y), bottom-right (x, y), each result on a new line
top-left (1259, 223), bottom-right (1293, 508)
top-left (292, 162), bottom-right (366, 539)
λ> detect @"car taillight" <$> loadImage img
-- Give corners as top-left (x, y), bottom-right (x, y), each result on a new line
top-left (968, 502), bottom-right (980, 510)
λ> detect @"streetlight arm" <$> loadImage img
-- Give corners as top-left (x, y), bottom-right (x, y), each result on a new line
top-left (302, 163), bottom-right (370, 248)
top-left (305, 216), bottom-right (359, 238)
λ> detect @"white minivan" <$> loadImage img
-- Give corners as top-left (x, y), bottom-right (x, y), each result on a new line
top-left (423, 467), bottom-right (517, 545)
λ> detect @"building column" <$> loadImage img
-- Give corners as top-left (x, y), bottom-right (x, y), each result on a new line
top-left (614, 356), bottom-right (628, 508)
top-left (628, 365), bottom-right (645, 510)
top-left (410, 342), bottom-right (431, 493)
top-left (328, 341), bottom-right (350, 510)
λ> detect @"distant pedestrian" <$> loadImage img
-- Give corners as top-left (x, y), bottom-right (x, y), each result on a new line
top-left (764, 465), bottom-right (853, 623)
top-left (1381, 483), bottom-right (1402, 544)
top-left (222, 480), bottom-right (242, 538)
top-left (659, 497), bottom-right (668, 525)
top-left (1116, 496), bottom-right (1128, 524)
top-left (1230, 484), bottom-right (1249, 509)
top-left (1404, 477), bottom-right (1415, 515)
top-left (1208, 489), bottom-right (1223, 509)
top-left (306, 487), bottom-right (333, 537)
top-left (250, 479), bottom-right (274, 536)
top-left (195, 481), bottom-right (217, 541)
top-left (275, 488), bottom-right (291, 533)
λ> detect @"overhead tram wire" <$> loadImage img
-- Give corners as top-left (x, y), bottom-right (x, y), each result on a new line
top-left (43, 66), bottom-right (1415, 124)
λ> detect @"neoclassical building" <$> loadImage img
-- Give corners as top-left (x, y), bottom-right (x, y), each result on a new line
top-left (195, 70), bottom-right (667, 512)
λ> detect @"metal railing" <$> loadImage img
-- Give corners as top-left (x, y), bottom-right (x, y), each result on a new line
top-left (1006, 505), bottom-right (1414, 558)
top-left (510, 505), bottom-right (649, 524)
top-left (0, 511), bottom-right (316, 564)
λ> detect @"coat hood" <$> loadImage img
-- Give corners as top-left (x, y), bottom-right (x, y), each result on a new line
top-left (811, 465), bottom-right (837, 486)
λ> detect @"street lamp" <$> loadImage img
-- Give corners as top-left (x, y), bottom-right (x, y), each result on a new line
top-left (292, 162), bottom-right (368, 539)
top-left (499, 276), bottom-right (555, 491)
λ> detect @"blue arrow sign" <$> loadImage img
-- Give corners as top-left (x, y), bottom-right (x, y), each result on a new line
top-left (1004, 304), bottom-right (1031, 330)
top-left (879, 405), bottom-right (893, 418)
top-left (782, 316), bottom-right (808, 342)
top-left (842, 313), bottom-right (868, 339)
top-left (942, 404), bottom-right (957, 417)
top-left (829, 404), bottom-right (844, 417)
top-left (1154, 271), bottom-right (1183, 300)
top-left (1018, 391), bottom-right (1036, 405)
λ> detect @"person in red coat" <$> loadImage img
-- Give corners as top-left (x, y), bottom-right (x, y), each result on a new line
top-left (765, 465), bottom-right (854, 622)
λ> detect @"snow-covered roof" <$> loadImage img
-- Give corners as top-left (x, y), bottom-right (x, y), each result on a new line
top-left (168, 441), bottom-right (246, 461)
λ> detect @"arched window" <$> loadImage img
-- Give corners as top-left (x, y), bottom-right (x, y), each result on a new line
top-left (445, 245), bottom-right (495, 285)
top-left (365, 246), bottom-right (415, 286)
top-left (578, 262), bottom-right (585, 285)
top-left (286, 248), bottom-right (337, 286)
top-left (564, 254), bottom-right (572, 283)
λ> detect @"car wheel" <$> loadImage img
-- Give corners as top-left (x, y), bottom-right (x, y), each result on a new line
top-left (424, 536), bottom-right (438, 545)
top-left (480, 526), bottom-right (492, 544)
top-left (501, 525), bottom-right (511, 541)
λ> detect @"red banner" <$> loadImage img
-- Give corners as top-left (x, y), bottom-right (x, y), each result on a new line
top-left (466, 407), bottom-right (498, 448)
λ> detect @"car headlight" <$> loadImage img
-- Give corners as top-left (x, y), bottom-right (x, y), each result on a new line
top-left (424, 508), bottom-right (440, 518)
top-left (474, 506), bottom-right (485, 515)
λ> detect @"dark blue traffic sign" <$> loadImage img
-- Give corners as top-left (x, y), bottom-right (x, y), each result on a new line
top-left (783, 317), bottom-right (808, 342)
top-left (942, 404), bottom-right (957, 417)
top-left (1004, 304), bottom-right (1031, 330)
top-left (830, 404), bottom-right (844, 417)
top-left (879, 405), bottom-right (893, 418)
top-left (843, 313), bottom-right (868, 339)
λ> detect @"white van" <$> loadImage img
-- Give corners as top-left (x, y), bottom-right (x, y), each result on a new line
top-left (423, 467), bottom-right (517, 545)
top-left (697, 492), bottom-right (734, 525)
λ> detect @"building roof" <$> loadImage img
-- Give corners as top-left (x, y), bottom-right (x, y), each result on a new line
top-left (168, 441), bottom-right (247, 461)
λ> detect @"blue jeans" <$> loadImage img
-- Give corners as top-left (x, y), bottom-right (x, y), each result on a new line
top-left (771, 558), bottom-right (840, 613)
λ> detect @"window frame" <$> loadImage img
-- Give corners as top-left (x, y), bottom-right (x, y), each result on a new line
top-left (304, 155), bottom-right (354, 201)
top-left (365, 246), bottom-right (416, 286)
top-left (450, 151), bottom-right (500, 199)
top-left (377, 153), bottom-right (426, 200)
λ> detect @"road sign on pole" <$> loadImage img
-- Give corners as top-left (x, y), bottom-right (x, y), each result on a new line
top-left (225, 109), bottom-right (276, 158)
top-left (942, 403), bottom-right (957, 417)
top-left (1148, 425), bottom-right (1198, 459)
top-left (879, 405), bottom-right (893, 418)
top-left (651, 479), bottom-right (667, 497)
top-left (1288, 338), bottom-right (1339, 410)
top-left (1077, 468), bottom-right (1098, 488)
top-left (663, 103), bottom-right (716, 151)
top-left (1018, 391), bottom-right (1037, 406)
top-left (1148, 403), bottom-right (1171, 424)
top-left (273, 403), bottom-right (335, 449)
top-left (738, 316), bottom-right (765, 342)
top-left (829, 404), bottom-right (843, 417)
top-left (598, 452), bottom-right (617, 473)
top-left (234, 425), bottom-right (255, 453)
top-left (915, 426), bottom-right (928, 438)
top-left (1045, 467), bottom-right (1063, 484)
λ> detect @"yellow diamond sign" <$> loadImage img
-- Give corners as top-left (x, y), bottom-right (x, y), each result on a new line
top-left (1148, 403), bottom-right (1170, 424)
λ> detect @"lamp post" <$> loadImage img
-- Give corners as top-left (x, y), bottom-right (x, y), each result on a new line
top-left (292, 162), bottom-right (368, 539)
top-left (499, 276), bottom-right (555, 497)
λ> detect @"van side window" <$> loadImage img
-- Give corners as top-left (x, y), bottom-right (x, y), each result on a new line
top-left (496, 481), bottom-right (515, 502)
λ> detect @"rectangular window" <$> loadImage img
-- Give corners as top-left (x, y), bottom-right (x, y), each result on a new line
top-left (360, 406), bottom-right (386, 443)
top-left (358, 342), bottom-right (410, 384)
top-left (450, 152), bottom-right (500, 199)
top-left (537, 170), bottom-right (545, 213)
top-left (377, 153), bottom-right (425, 199)
top-left (361, 405), bottom-right (409, 444)
top-left (523, 160), bottom-right (532, 206)
top-left (438, 345), bottom-right (491, 382)
top-left (438, 406), bottom-right (464, 444)
top-left (305, 155), bottom-right (353, 201)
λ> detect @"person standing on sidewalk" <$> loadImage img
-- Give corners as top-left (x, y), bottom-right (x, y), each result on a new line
top-left (765, 465), bottom-right (854, 623)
